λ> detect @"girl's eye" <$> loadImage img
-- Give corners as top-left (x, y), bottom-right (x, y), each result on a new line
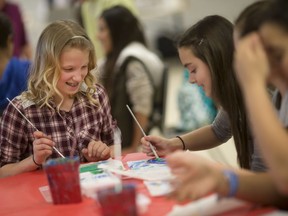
top-left (267, 47), bottom-right (283, 64)
top-left (63, 68), bottom-right (73, 72)
top-left (269, 53), bottom-right (283, 66)
top-left (273, 53), bottom-right (283, 63)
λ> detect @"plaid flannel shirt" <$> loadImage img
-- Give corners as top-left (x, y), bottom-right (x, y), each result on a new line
top-left (0, 84), bottom-right (115, 166)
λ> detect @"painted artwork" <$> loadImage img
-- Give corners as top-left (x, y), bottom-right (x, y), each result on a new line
top-left (127, 158), bottom-right (166, 170)
top-left (124, 158), bottom-right (172, 182)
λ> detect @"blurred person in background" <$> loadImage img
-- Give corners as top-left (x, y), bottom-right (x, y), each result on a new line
top-left (0, 12), bottom-right (30, 116)
top-left (0, 0), bottom-right (32, 59)
top-left (97, 5), bottom-right (165, 154)
top-left (80, 0), bottom-right (138, 59)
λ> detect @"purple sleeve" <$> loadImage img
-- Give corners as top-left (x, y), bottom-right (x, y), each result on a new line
top-left (2, 3), bottom-right (28, 56)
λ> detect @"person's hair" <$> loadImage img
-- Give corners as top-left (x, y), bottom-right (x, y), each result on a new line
top-left (99, 5), bottom-right (146, 90)
top-left (23, 20), bottom-right (98, 111)
top-left (235, 0), bottom-right (276, 92)
top-left (177, 15), bottom-right (251, 169)
top-left (0, 12), bottom-right (12, 49)
top-left (235, 0), bottom-right (271, 37)
top-left (262, 0), bottom-right (288, 32)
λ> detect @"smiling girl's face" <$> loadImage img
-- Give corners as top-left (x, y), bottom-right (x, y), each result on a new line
top-left (57, 47), bottom-right (89, 100)
top-left (178, 47), bottom-right (212, 97)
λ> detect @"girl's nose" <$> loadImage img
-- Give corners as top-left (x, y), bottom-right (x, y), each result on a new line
top-left (189, 76), bottom-right (196, 84)
top-left (72, 72), bottom-right (82, 82)
top-left (189, 79), bottom-right (196, 84)
top-left (189, 73), bottom-right (197, 84)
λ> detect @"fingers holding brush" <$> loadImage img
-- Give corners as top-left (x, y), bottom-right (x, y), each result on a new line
top-left (32, 131), bottom-right (54, 164)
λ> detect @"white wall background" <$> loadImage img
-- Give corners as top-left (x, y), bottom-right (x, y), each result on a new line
top-left (11, 0), bottom-right (258, 56)
top-left (136, 0), bottom-right (258, 52)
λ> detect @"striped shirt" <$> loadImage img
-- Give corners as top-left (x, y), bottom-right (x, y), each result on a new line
top-left (0, 84), bottom-right (115, 166)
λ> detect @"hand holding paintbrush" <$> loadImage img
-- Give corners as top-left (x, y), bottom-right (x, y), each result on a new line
top-left (6, 98), bottom-right (65, 161)
top-left (32, 131), bottom-right (60, 165)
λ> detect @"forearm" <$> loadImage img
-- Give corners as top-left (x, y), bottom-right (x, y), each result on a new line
top-left (216, 170), bottom-right (288, 208)
top-left (179, 125), bottom-right (222, 151)
top-left (0, 156), bottom-right (38, 178)
top-left (237, 173), bottom-right (288, 208)
top-left (243, 82), bottom-right (288, 193)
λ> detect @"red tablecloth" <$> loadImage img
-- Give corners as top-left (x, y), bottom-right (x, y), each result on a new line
top-left (0, 153), bottom-right (276, 216)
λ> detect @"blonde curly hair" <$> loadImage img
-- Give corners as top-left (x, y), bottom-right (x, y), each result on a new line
top-left (23, 20), bottom-right (98, 110)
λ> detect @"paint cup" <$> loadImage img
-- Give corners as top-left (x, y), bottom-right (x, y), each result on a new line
top-left (43, 157), bottom-right (82, 204)
top-left (97, 183), bottom-right (138, 216)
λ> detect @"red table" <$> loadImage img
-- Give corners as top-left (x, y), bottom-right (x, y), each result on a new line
top-left (0, 153), bottom-right (276, 216)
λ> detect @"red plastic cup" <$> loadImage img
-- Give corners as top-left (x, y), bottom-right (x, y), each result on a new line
top-left (43, 157), bottom-right (82, 204)
top-left (97, 184), bottom-right (138, 216)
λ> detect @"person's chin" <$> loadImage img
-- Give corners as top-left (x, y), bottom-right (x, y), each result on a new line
top-left (68, 93), bottom-right (77, 99)
top-left (65, 89), bottom-right (79, 98)
top-left (204, 90), bottom-right (211, 98)
top-left (202, 86), bottom-right (209, 96)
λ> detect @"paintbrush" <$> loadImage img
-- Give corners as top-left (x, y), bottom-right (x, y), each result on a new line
top-left (113, 126), bottom-right (123, 192)
top-left (113, 126), bottom-right (122, 160)
top-left (126, 104), bottom-right (159, 158)
top-left (6, 98), bottom-right (65, 158)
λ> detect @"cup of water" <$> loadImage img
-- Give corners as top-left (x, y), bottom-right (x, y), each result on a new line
top-left (97, 183), bottom-right (138, 216)
top-left (43, 157), bottom-right (82, 204)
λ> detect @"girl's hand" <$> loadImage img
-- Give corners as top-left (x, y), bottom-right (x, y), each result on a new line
top-left (33, 131), bottom-right (54, 165)
top-left (141, 135), bottom-right (182, 157)
top-left (82, 140), bottom-right (111, 162)
top-left (166, 151), bottom-right (223, 202)
top-left (234, 33), bottom-right (270, 90)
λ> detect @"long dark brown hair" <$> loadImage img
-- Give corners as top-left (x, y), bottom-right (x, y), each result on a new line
top-left (177, 15), bottom-right (251, 168)
top-left (99, 6), bottom-right (146, 92)
top-left (235, 0), bottom-right (271, 37)
top-left (262, 0), bottom-right (288, 32)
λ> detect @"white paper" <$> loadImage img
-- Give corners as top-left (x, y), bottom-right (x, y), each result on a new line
top-left (98, 158), bottom-right (172, 181)
top-left (167, 194), bottom-right (251, 216)
top-left (144, 180), bottom-right (173, 196)
top-left (80, 159), bottom-right (124, 199)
